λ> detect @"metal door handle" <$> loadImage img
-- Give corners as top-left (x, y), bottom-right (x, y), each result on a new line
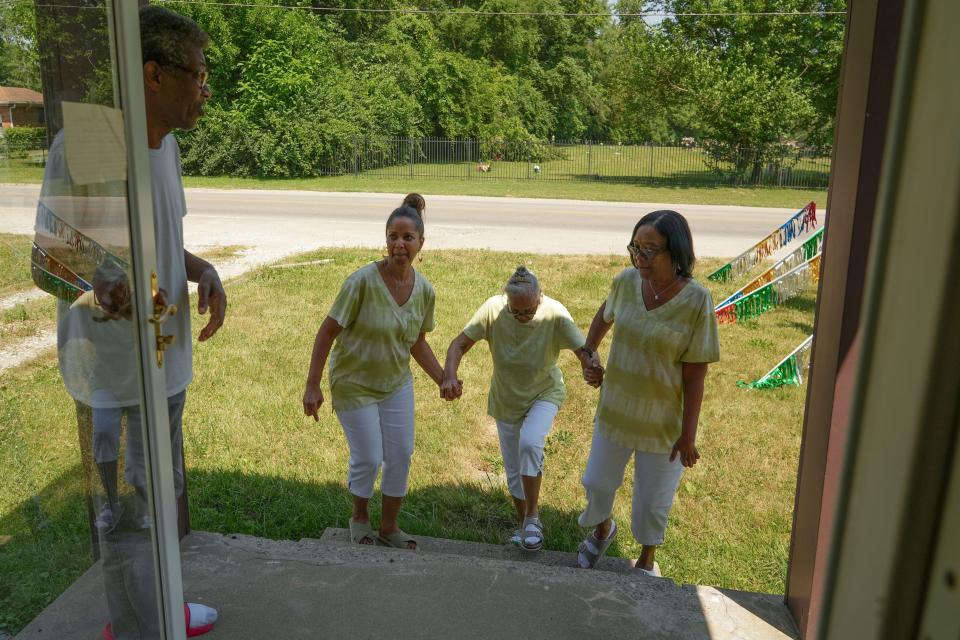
top-left (149, 271), bottom-right (177, 367)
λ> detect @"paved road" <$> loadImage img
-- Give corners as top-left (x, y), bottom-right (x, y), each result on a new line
top-left (0, 185), bottom-right (820, 257)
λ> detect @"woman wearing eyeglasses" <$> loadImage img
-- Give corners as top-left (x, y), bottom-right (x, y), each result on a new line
top-left (576, 210), bottom-right (719, 576)
top-left (441, 266), bottom-right (599, 552)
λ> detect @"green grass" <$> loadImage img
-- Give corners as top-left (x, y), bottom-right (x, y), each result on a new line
top-left (185, 175), bottom-right (826, 208)
top-left (0, 234), bottom-right (34, 298)
top-left (0, 298), bottom-right (56, 354)
top-left (2, 154), bottom-right (826, 208)
top-left (358, 143), bottom-right (829, 189)
top-left (0, 248), bottom-right (813, 633)
top-left (0, 234), bottom-right (56, 356)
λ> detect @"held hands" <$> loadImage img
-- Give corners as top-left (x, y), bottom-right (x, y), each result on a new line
top-left (440, 373), bottom-right (463, 401)
top-left (670, 436), bottom-right (701, 468)
top-left (197, 267), bottom-right (227, 342)
top-left (303, 383), bottom-right (325, 421)
top-left (582, 351), bottom-right (604, 388)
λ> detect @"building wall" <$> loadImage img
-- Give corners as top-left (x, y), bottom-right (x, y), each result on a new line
top-left (0, 105), bottom-right (45, 128)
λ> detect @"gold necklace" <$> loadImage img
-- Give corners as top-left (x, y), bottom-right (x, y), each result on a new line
top-left (647, 276), bottom-right (681, 301)
top-left (381, 261), bottom-right (412, 292)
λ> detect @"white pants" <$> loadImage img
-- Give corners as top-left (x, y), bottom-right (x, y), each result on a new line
top-left (91, 392), bottom-right (186, 496)
top-left (495, 401), bottom-right (558, 500)
top-left (578, 422), bottom-right (685, 546)
top-left (335, 380), bottom-right (415, 499)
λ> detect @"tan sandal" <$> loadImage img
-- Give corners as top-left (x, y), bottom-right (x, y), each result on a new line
top-left (377, 529), bottom-right (417, 550)
top-left (349, 518), bottom-right (376, 545)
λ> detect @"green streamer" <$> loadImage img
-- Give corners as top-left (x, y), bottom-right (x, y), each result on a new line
top-left (737, 356), bottom-right (803, 389)
top-left (32, 263), bottom-right (84, 301)
top-left (708, 263), bottom-right (732, 283)
top-left (800, 228), bottom-right (824, 262)
top-left (731, 284), bottom-right (776, 322)
top-left (738, 335), bottom-right (814, 389)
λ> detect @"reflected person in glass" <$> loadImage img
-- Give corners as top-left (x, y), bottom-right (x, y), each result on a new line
top-left (34, 6), bottom-right (224, 639)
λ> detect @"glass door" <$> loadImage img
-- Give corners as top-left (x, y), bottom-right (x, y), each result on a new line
top-left (5, 1), bottom-right (186, 638)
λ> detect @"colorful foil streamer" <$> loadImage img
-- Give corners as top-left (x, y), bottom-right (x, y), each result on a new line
top-left (31, 243), bottom-right (93, 292)
top-left (708, 201), bottom-right (818, 283)
top-left (32, 204), bottom-right (129, 303)
top-left (31, 262), bottom-right (85, 301)
top-left (34, 204), bottom-right (129, 270)
top-left (737, 335), bottom-right (814, 389)
top-left (718, 227), bottom-right (825, 307)
top-left (715, 253), bottom-right (822, 324)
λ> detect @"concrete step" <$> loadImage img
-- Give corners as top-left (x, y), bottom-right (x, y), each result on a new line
top-left (313, 526), bottom-right (636, 575)
top-left (17, 530), bottom-right (799, 640)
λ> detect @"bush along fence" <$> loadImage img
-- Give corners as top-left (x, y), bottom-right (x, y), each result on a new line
top-left (0, 126), bottom-right (48, 163)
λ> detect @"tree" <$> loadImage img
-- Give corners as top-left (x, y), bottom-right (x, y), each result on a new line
top-left (647, 0), bottom-right (845, 148)
top-left (0, 3), bottom-right (41, 91)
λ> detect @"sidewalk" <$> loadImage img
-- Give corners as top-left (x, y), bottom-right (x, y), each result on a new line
top-left (16, 530), bottom-right (798, 640)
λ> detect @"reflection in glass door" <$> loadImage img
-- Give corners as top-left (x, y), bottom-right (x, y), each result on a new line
top-left (4, 1), bottom-right (186, 638)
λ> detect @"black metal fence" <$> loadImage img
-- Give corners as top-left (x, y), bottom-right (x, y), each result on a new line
top-left (0, 139), bottom-right (47, 160)
top-left (311, 137), bottom-right (830, 189)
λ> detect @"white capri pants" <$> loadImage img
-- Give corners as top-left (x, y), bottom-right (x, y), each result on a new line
top-left (495, 400), bottom-right (558, 500)
top-left (578, 421), bottom-right (685, 546)
top-left (335, 380), bottom-right (415, 499)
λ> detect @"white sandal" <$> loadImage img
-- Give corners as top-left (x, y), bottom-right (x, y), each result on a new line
top-left (520, 517), bottom-right (544, 551)
top-left (634, 561), bottom-right (661, 577)
top-left (577, 520), bottom-right (617, 569)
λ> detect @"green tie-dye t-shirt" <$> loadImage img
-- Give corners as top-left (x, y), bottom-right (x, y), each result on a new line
top-left (596, 268), bottom-right (720, 453)
top-left (327, 262), bottom-right (435, 411)
top-left (463, 294), bottom-right (585, 424)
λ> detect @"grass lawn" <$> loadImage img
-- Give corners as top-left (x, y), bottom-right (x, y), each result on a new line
top-left (0, 234), bottom-right (34, 298)
top-left (357, 142), bottom-right (829, 189)
top-left (0, 247), bottom-right (812, 633)
top-left (3, 156), bottom-right (825, 208)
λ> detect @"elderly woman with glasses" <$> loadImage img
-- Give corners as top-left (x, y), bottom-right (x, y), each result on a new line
top-left (576, 210), bottom-right (720, 576)
top-left (441, 266), bottom-right (598, 551)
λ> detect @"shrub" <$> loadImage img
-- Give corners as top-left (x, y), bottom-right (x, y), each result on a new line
top-left (1, 126), bottom-right (46, 157)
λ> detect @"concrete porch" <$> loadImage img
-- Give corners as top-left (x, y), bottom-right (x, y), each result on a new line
top-left (15, 530), bottom-right (798, 639)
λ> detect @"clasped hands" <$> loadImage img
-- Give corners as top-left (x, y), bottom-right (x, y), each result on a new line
top-left (581, 351), bottom-right (604, 388)
top-left (439, 373), bottom-right (463, 401)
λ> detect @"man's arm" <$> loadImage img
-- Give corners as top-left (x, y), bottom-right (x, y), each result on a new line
top-left (184, 249), bottom-right (226, 341)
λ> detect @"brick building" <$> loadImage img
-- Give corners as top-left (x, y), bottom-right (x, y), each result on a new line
top-left (0, 86), bottom-right (45, 128)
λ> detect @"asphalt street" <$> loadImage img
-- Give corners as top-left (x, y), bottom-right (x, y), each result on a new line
top-left (0, 185), bottom-right (821, 258)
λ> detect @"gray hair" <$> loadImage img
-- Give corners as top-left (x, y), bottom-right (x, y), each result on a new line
top-left (504, 265), bottom-right (540, 298)
top-left (140, 6), bottom-right (209, 68)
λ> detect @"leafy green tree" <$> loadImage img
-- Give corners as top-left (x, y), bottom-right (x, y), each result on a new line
top-left (0, 2), bottom-right (40, 90)
top-left (647, 0), bottom-right (845, 148)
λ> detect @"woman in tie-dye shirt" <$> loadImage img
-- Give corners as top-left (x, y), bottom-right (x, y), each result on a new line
top-left (576, 210), bottom-right (720, 577)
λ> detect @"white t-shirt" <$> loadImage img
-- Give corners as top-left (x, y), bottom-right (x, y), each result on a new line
top-left (37, 132), bottom-right (192, 407)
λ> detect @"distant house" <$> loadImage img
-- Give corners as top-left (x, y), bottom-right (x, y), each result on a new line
top-left (0, 87), bottom-right (45, 129)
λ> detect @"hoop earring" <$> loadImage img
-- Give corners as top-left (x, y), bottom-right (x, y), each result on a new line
top-left (418, 253), bottom-right (423, 263)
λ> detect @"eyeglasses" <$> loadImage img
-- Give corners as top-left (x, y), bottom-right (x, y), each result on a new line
top-left (171, 64), bottom-right (209, 89)
top-left (506, 303), bottom-right (539, 318)
top-left (627, 242), bottom-right (664, 261)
